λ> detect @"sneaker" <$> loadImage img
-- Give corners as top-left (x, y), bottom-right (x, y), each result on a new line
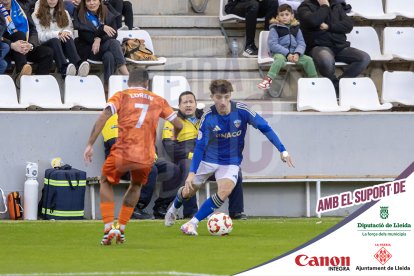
top-left (180, 222), bottom-right (198, 236)
top-left (230, 212), bottom-right (248, 220)
top-left (16, 64), bottom-right (32, 88)
top-left (164, 209), bottom-right (177, 227)
top-left (131, 208), bottom-right (154, 220)
top-left (132, 26), bottom-right (140, 30)
top-left (257, 77), bottom-right (273, 90)
top-left (65, 63), bottom-right (77, 76)
top-left (77, 61), bottom-right (90, 77)
top-left (118, 25), bottom-right (129, 31)
top-left (115, 224), bottom-right (125, 244)
top-left (242, 44), bottom-right (258, 58)
top-left (101, 224), bottom-right (120, 245)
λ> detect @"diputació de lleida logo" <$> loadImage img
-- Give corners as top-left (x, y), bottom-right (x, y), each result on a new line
top-left (380, 206), bottom-right (389, 219)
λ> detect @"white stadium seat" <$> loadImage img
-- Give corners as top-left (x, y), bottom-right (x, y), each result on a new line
top-left (346, 0), bottom-right (395, 20)
top-left (347, 27), bottom-right (393, 61)
top-left (116, 30), bottom-right (167, 66)
top-left (382, 71), bottom-right (414, 106)
top-left (339, 78), bottom-right (392, 111)
top-left (297, 78), bottom-right (350, 112)
top-left (151, 75), bottom-right (191, 108)
top-left (20, 75), bottom-right (65, 109)
top-left (108, 75), bottom-right (129, 99)
top-left (0, 75), bottom-right (28, 109)
top-left (385, 0), bottom-right (414, 19)
top-left (64, 76), bottom-right (106, 109)
top-left (383, 27), bottom-right (414, 61)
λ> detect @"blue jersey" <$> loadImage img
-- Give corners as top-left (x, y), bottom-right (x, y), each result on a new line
top-left (190, 101), bottom-right (287, 173)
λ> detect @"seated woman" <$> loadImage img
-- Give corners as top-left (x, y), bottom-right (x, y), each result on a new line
top-left (32, 0), bottom-right (89, 78)
top-left (73, 0), bottom-right (128, 94)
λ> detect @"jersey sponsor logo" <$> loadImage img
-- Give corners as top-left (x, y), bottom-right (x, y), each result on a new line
top-left (233, 120), bottom-right (241, 128)
top-left (130, 93), bottom-right (154, 101)
top-left (213, 125), bottom-right (221, 132)
top-left (197, 131), bottom-right (203, 140)
top-left (215, 130), bottom-right (242, 139)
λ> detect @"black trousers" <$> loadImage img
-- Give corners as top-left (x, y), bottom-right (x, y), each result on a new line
top-left (42, 37), bottom-right (81, 73)
top-left (4, 31), bottom-right (53, 74)
top-left (107, 0), bottom-right (134, 29)
top-left (226, 0), bottom-right (278, 47)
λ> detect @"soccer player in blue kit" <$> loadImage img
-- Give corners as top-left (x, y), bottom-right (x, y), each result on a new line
top-left (164, 79), bottom-right (295, 235)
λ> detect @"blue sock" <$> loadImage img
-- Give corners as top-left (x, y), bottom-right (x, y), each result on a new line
top-left (194, 193), bottom-right (224, 222)
top-left (173, 194), bottom-right (183, 209)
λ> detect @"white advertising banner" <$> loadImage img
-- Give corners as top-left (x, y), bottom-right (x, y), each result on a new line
top-left (237, 162), bottom-right (414, 276)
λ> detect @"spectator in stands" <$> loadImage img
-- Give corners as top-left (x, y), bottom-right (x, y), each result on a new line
top-left (278, 0), bottom-right (303, 12)
top-left (297, 0), bottom-right (370, 93)
top-left (105, 0), bottom-right (134, 30)
top-left (32, 0), bottom-right (90, 78)
top-left (63, 0), bottom-right (79, 17)
top-left (102, 113), bottom-right (182, 220)
top-left (0, 12), bottom-right (10, 74)
top-left (162, 91), bottom-right (247, 220)
top-left (0, 0), bottom-right (54, 87)
top-left (257, 4), bottom-right (317, 90)
top-left (73, 0), bottom-right (128, 94)
top-left (224, 0), bottom-right (279, 57)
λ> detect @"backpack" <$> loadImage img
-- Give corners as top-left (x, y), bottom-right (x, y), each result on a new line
top-left (7, 191), bottom-right (23, 220)
top-left (121, 38), bottom-right (158, 61)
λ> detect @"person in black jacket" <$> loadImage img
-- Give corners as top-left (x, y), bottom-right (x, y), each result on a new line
top-left (297, 0), bottom-right (370, 93)
top-left (1, 0), bottom-right (53, 86)
top-left (73, 0), bottom-right (128, 94)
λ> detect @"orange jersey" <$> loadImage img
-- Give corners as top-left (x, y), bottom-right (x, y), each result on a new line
top-left (107, 87), bottom-right (176, 165)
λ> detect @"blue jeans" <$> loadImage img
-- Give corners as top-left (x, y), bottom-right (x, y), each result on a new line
top-left (0, 42), bottom-right (10, 74)
top-left (310, 46), bottom-right (371, 90)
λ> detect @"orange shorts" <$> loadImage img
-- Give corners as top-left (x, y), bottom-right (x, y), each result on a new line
top-left (102, 153), bottom-right (152, 185)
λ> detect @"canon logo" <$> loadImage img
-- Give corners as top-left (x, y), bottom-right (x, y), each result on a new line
top-left (295, 254), bottom-right (350, 267)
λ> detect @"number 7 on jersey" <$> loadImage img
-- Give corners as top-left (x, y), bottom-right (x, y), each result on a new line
top-left (135, 103), bottom-right (149, 128)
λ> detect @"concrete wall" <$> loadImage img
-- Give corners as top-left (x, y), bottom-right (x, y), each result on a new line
top-left (0, 111), bottom-right (413, 219)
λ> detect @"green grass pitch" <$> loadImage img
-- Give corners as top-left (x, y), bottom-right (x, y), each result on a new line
top-left (0, 218), bottom-right (342, 275)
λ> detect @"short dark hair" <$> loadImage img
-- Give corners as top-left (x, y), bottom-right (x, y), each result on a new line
top-left (278, 4), bottom-right (293, 14)
top-left (209, 80), bottom-right (233, 95)
top-left (179, 91), bottom-right (197, 104)
top-left (128, 68), bottom-right (149, 86)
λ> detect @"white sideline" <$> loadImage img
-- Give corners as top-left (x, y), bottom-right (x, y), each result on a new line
top-left (5, 272), bottom-right (225, 276)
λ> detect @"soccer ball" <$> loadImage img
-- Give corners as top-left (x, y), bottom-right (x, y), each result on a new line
top-left (207, 212), bottom-right (233, 236)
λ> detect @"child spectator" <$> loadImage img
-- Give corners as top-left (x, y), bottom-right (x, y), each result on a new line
top-left (0, 12), bottom-right (10, 74)
top-left (73, 0), bottom-right (128, 95)
top-left (257, 4), bottom-right (317, 90)
top-left (32, 0), bottom-right (89, 78)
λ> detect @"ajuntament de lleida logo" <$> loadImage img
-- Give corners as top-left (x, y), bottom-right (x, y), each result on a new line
top-left (380, 206), bottom-right (389, 219)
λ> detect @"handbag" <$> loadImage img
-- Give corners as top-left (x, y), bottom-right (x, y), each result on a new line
top-left (121, 38), bottom-right (158, 61)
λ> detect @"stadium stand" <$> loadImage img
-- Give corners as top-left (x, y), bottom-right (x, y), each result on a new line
top-left (382, 71), bottom-right (414, 106)
top-left (20, 75), bottom-right (65, 109)
top-left (385, 0), bottom-right (414, 19)
top-left (383, 27), bottom-right (414, 61)
top-left (346, 27), bottom-right (393, 61)
top-left (116, 30), bottom-right (167, 66)
top-left (339, 77), bottom-right (392, 111)
top-left (64, 76), bottom-right (106, 109)
top-left (346, 0), bottom-right (396, 20)
top-left (0, 75), bottom-right (28, 109)
top-left (108, 75), bottom-right (130, 98)
top-left (297, 78), bottom-right (350, 112)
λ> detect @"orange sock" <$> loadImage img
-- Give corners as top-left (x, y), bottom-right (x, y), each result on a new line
top-left (118, 205), bottom-right (134, 226)
top-left (100, 202), bottom-right (115, 225)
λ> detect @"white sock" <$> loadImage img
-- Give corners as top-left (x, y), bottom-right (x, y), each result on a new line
top-left (169, 205), bottom-right (178, 214)
top-left (119, 224), bottom-right (126, 231)
top-left (104, 222), bottom-right (113, 230)
top-left (190, 217), bottom-right (199, 225)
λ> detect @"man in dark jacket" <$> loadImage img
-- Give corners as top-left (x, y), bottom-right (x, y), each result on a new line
top-left (225, 0), bottom-right (279, 58)
top-left (1, 0), bottom-right (53, 86)
top-left (297, 0), bottom-right (370, 92)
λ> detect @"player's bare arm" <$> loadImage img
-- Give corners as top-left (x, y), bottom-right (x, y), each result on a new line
top-left (170, 117), bottom-right (183, 140)
top-left (281, 151), bottom-right (295, 168)
top-left (84, 107), bottom-right (112, 164)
